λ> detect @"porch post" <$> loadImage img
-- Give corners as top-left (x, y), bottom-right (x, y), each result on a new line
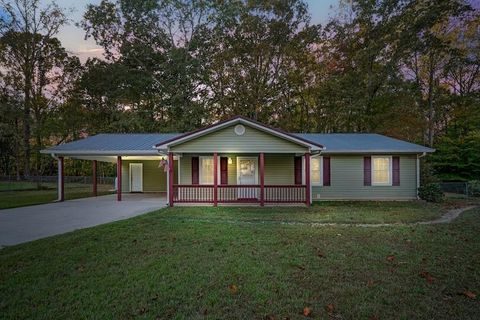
top-left (168, 152), bottom-right (174, 207)
top-left (57, 156), bottom-right (64, 202)
top-left (260, 153), bottom-right (265, 206)
top-left (116, 156), bottom-right (122, 201)
top-left (92, 160), bottom-right (97, 197)
top-left (213, 152), bottom-right (218, 206)
top-left (305, 152), bottom-right (311, 206)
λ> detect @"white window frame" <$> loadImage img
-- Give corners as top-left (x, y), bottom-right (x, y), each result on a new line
top-left (311, 156), bottom-right (323, 186)
top-left (198, 155), bottom-right (223, 185)
top-left (371, 155), bottom-right (393, 186)
top-left (199, 156), bottom-right (214, 185)
top-left (302, 155), bottom-right (323, 186)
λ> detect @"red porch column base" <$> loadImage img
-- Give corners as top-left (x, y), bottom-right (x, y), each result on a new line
top-left (117, 156), bottom-right (122, 201)
top-left (168, 152), bottom-right (174, 207)
top-left (305, 153), bottom-right (311, 206)
top-left (260, 153), bottom-right (265, 206)
top-left (213, 152), bottom-right (218, 206)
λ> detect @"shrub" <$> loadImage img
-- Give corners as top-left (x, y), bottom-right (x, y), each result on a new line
top-left (468, 180), bottom-right (480, 197)
top-left (418, 183), bottom-right (444, 203)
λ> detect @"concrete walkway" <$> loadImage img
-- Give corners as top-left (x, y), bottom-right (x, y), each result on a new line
top-left (0, 194), bottom-right (167, 246)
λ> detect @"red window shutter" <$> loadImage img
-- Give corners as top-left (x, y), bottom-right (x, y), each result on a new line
top-left (220, 157), bottom-right (228, 185)
top-left (191, 157), bottom-right (199, 185)
top-left (364, 156), bottom-right (372, 186)
top-left (294, 156), bottom-right (302, 185)
top-left (392, 156), bottom-right (400, 186)
top-left (323, 157), bottom-right (331, 186)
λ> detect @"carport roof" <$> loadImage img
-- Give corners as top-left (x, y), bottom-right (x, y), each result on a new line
top-left (41, 132), bottom-right (433, 155)
top-left (41, 134), bottom-right (180, 156)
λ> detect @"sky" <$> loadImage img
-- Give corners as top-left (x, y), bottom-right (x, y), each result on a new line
top-left (51, 0), bottom-right (340, 62)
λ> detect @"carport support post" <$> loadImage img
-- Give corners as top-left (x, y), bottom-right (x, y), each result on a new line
top-left (305, 153), bottom-right (310, 207)
top-left (58, 156), bottom-right (64, 202)
top-left (213, 152), bottom-right (218, 206)
top-left (168, 152), bottom-right (174, 207)
top-left (116, 156), bottom-right (122, 201)
top-left (92, 160), bottom-right (97, 197)
top-left (260, 153), bottom-right (265, 206)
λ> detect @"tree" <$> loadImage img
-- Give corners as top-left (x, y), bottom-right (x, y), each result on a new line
top-left (0, 0), bottom-right (72, 177)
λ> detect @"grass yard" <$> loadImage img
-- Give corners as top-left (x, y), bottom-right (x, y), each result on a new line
top-left (169, 201), bottom-right (448, 224)
top-left (1, 202), bottom-right (479, 319)
top-left (0, 184), bottom-right (114, 209)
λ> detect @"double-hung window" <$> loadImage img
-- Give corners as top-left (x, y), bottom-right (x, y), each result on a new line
top-left (372, 156), bottom-right (392, 186)
top-left (310, 157), bottom-right (322, 185)
top-left (199, 156), bottom-right (214, 185)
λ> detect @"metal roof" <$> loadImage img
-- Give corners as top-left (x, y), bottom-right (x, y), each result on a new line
top-left (41, 132), bottom-right (433, 155)
top-left (294, 133), bottom-right (434, 154)
top-left (41, 133), bottom-right (180, 155)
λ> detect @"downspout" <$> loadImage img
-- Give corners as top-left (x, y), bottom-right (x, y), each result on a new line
top-left (417, 152), bottom-right (427, 199)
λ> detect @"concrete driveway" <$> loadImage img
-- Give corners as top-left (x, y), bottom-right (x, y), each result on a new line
top-left (0, 194), bottom-right (167, 247)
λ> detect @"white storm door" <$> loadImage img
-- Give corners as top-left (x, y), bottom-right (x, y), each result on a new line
top-left (236, 157), bottom-right (258, 199)
top-left (129, 163), bottom-right (143, 192)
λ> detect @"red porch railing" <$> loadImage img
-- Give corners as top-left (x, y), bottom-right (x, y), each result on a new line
top-left (264, 185), bottom-right (306, 203)
top-left (173, 185), bottom-right (214, 203)
top-left (173, 185), bottom-right (306, 204)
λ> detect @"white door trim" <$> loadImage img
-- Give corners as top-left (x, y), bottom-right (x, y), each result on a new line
top-left (129, 163), bottom-right (143, 192)
top-left (236, 156), bottom-right (259, 185)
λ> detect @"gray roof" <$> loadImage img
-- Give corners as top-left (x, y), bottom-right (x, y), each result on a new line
top-left (41, 133), bottom-right (180, 155)
top-left (42, 132), bottom-right (433, 155)
top-left (294, 133), bottom-right (433, 154)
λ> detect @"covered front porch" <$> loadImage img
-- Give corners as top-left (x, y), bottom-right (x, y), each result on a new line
top-left (167, 152), bottom-right (312, 206)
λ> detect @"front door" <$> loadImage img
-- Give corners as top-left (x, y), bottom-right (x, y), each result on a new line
top-left (129, 163), bottom-right (143, 192)
top-left (237, 157), bottom-right (258, 199)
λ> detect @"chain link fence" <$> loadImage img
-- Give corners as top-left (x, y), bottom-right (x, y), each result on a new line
top-left (0, 176), bottom-right (116, 192)
top-left (440, 181), bottom-right (480, 199)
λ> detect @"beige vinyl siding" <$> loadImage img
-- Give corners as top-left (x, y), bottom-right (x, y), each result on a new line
top-left (264, 154), bottom-right (294, 185)
top-left (179, 154), bottom-right (295, 185)
top-left (312, 155), bottom-right (417, 200)
top-left (170, 124), bottom-right (308, 153)
top-left (121, 160), bottom-right (176, 192)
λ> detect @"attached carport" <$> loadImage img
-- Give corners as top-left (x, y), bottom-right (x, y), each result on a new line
top-left (40, 134), bottom-right (181, 202)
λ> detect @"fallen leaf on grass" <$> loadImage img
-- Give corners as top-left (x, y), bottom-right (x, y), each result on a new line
top-left (419, 271), bottom-right (436, 283)
top-left (228, 284), bottom-right (238, 294)
top-left (303, 307), bottom-right (312, 317)
top-left (463, 290), bottom-right (476, 299)
top-left (325, 304), bottom-right (335, 313)
top-left (386, 255), bottom-right (395, 262)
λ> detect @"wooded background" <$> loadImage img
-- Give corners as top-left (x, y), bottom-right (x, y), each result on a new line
top-left (0, 0), bottom-right (479, 181)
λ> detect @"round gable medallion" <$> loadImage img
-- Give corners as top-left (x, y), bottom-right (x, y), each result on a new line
top-left (234, 124), bottom-right (245, 136)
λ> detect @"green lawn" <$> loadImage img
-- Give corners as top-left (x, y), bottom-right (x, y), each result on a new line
top-left (167, 201), bottom-right (447, 224)
top-left (0, 184), bottom-right (114, 209)
top-left (1, 203), bottom-right (479, 319)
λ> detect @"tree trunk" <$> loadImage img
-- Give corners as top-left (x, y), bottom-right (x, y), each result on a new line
top-left (426, 54), bottom-right (435, 147)
top-left (23, 74), bottom-right (32, 178)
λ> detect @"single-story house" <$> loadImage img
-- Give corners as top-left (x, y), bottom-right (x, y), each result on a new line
top-left (41, 116), bottom-right (434, 206)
